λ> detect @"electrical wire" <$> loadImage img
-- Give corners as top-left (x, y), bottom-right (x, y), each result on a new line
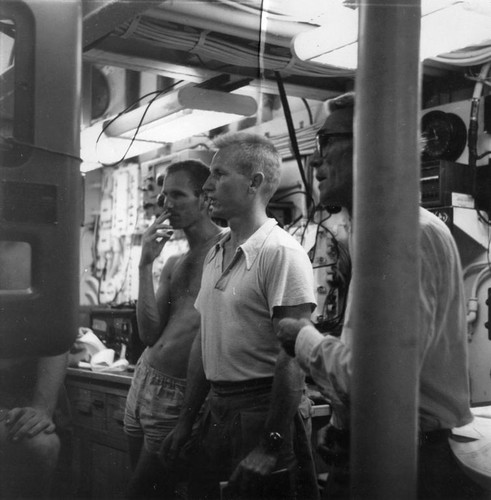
top-left (477, 210), bottom-right (491, 226)
top-left (301, 98), bottom-right (314, 125)
top-left (98, 93), bottom-right (162, 167)
top-left (272, 189), bottom-right (309, 203)
top-left (95, 81), bottom-right (184, 167)
top-left (112, 136), bottom-right (173, 145)
top-left (284, 200), bottom-right (318, 248)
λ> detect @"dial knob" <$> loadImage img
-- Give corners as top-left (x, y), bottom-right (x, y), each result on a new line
top-left (421, 110), bottom-right (467, 162)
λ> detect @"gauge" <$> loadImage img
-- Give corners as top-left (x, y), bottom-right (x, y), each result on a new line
top-left (421, 110), bottom-right (467, 162)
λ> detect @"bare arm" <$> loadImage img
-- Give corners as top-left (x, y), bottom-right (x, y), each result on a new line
top-left (138, 254), bottom-right (178, 346)
top-left (264, 304), bottom-right (311, 436)
top-left (159, 331), bottom-right (210, 464)
top-left (6, 352), bottom-right (68, 441)
top-left (137, 210), bottom-right (176, 346)
top-left (32, 352), bottom-right (68, 414)
top-left (174, 330), bottom-right (210, 429)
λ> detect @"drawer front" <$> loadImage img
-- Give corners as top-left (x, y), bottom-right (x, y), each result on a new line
top-left (106, 393), bottom-right (127, 437)
top-left (67, 386), bottom-right (106, 431)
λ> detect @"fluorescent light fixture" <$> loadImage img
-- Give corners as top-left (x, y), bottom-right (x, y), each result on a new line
top-left (292, 0), bottom-right (491, 70)
top-left (292, 3), bottom-right (358, 65)
top-left (104, 86), bottom-right (257, 142)
top-left (80, 86), bottom-right (257, 168)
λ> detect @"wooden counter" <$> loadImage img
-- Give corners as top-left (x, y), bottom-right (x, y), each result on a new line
top-left (65, 367), bottom-right (133, 499)
top-left (65, 367), bottom-right (331, 499)
top-left (66, 366), bottom-right (133, 386)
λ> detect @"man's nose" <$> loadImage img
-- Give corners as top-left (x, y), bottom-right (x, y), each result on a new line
top-left (309, 152), bottom-right (323, 170)
top-left (203, 175), bottom-right (213, 192)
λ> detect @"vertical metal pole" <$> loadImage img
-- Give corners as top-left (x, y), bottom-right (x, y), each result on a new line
top-left (351, 1), bottom-right (421, 499)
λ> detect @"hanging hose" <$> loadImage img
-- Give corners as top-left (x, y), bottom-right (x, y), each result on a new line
top-left (469, 62), bottom-right (491, 168)
top-left (274, 71), bottom-right (313, 209)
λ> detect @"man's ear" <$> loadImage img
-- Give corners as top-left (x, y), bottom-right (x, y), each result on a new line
top-left (249, 172), bottom-right (265, 193)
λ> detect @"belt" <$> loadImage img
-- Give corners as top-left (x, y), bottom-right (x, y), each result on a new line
top-left (210, 377), bottom-right (274, 396)
top-left (418, 428), bottom-right (451, 447)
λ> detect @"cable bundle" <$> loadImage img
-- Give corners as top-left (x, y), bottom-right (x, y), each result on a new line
top-left (114, 16), bottom-right (354, 79)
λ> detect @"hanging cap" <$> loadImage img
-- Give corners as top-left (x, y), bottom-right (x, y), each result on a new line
top-left (318, 92), bottom-right (355, 135)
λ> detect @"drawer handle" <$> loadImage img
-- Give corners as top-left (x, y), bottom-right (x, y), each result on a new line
top-left (92, 399), bottom-right (104, 409)
top-left (77, 406), bottom-right (91, 415)
top-left (112, 410), bottom-right (125, 424)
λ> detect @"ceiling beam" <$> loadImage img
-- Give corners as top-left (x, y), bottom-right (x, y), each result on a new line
top-left (84, 36), bottom-right (219, 83)
top-left (84, 36), bottom-right (350, 100)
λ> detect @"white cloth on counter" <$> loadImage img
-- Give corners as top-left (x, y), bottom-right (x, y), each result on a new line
top-left (89, 348), bottom-right (128, 372)
top-left (69, 327), bottom-right (129, 372)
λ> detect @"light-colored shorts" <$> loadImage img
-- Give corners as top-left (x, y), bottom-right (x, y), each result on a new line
top-left (124, 352), bottom-right (186, 455)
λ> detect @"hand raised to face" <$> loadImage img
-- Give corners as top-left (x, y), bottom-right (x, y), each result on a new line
top-left (139, 210), bottom-right (174, 267)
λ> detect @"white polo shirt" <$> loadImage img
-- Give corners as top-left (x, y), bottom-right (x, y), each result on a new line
top-left (195, 218), bottom-right (316, 382)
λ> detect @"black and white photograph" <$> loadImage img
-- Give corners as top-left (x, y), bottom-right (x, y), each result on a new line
top-left (1, 1), bottom-right (491, 499)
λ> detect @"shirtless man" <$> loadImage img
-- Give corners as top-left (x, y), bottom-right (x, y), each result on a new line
top-left (124, 160), bottom-right (223, 499)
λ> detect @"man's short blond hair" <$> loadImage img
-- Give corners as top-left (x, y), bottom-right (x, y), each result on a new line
top-left (213, 132), bottom-right (281, 200)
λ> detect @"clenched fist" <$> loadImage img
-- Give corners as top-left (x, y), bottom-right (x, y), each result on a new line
top-left (276, 318), bottom-right (311, 357)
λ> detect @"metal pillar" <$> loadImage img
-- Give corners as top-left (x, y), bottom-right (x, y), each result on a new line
top-left (351, 1), bottom-right (421, 498)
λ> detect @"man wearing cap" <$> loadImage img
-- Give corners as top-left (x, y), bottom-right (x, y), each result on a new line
top-left (276, 92), bottom-right (486, 498)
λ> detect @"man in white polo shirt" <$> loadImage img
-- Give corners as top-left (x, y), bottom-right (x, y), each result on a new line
top-left (161, 132), bottom-right (318, 500)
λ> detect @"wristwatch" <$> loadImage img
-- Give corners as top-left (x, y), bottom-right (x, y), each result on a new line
top-left (262, 431), bottom-right (284, 452)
